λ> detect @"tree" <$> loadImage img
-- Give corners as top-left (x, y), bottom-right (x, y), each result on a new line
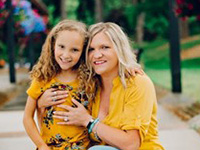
top-left (95, 0), bottom-right (103, 22)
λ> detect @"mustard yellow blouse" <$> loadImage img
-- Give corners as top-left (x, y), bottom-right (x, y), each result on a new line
top-left (27, 78), bottom-right (90, 150)
top-left (90, 75), bottom-right (164, 150)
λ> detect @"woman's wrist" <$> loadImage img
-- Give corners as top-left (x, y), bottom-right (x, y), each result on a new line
top-left (83, 115), bottom-right (93, 127)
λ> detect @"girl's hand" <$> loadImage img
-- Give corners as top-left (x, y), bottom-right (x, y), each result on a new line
top-left (38, 144), bottom-right (51, 150)
top-left (37, 88), bottom-right (68, 108)
top-left (127, 67), bottom-right (144, 76)
top-left (53, 99), bottom-right (92, 127)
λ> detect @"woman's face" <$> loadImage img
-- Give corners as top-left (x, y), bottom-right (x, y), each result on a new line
top-left (88, 32), bottom-right (119, 77)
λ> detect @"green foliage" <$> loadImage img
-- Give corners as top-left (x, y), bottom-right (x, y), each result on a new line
top-left (182, 58), bottom-right (200, 68)
top-left (124, 5), bottom-right (138, 33)
top-left (47, 5), bottom-right (60, 28)
top-left (181, 39), bottom-right (200, 50)
top-left (189, 17), bottom-right (200, 35)
top-left (0, 40), bottom-right (6, 60)
top-left (141, 35), bottom-right (200, 69)
top-left (145, 14), bottom-right (169, 38)
top-left (76, 0), bottom-right (95, 25)
top-left (67, 0), bottom-right (79, 20)
top-left (138, 0), bottom-right (169, 39)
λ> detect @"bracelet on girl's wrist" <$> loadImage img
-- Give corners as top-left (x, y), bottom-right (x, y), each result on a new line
top-left (88, 118), bottom-right (100, 134)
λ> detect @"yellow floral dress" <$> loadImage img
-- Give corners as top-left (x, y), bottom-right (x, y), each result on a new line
top-left (27, 78), bottom-right (91, 150)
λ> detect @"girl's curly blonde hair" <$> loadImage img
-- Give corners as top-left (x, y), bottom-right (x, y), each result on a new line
top-left (30, 19), bottom-right (96, 100)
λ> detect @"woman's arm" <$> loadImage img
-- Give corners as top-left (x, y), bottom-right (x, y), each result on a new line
top-left (23, 96), bottom-right (50, 150)
top-left (53, 100), bottom-right (140, 150)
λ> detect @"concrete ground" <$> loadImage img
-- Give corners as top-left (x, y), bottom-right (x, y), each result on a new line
top-left (1, 67), bottom-right (200, 150)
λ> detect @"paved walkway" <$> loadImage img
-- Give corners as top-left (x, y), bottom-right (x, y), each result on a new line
top-left (1, 67), bottom-right (200, 150)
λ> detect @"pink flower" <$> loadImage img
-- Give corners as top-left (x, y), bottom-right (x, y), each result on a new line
top-left (0, 20), bottom-right (4, 26)
top-left (0, 1), bottom-right (4, 8)
top-left (175, 8), bottom-right (182, 15)
top-left (181, 17), bottom-right (187, 21)
top-left (188, 3), bottom-right (193, 10)
top-left (176, 0), bottom-right (184, 5)
top-left (197, 15), bottom-right (200, 21)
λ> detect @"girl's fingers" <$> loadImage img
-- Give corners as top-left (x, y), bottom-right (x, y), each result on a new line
top-left (52, 94), bottom-right (68, 99)
top-left (51, 99), bottom-right (66, 106)
top-left (56, 90), bottom-right (69, 95)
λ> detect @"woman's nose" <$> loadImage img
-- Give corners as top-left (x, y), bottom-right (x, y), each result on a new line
top-left (93, 50), bottom-right (103, 58)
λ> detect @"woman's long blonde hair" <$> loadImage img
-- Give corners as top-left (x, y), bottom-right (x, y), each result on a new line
top-left (86, 22), bottom-right (141, 88)
top-left (30, 19), bottom-right (95, 99)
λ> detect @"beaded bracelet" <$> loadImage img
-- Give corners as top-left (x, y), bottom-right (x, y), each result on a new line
top-left (93, 121), bottom-right (101, 141)
top-left (88, 118), bottom-right (100, 134)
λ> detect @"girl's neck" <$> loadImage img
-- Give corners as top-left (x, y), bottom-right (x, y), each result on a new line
top-left (56, 70), bottom-right (78, 83)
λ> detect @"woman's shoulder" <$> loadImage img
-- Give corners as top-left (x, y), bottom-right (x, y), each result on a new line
top-left (127, 73), bottom-right (154, 89)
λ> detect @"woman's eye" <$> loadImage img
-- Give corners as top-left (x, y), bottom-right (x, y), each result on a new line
top-left (102, 46), bottom-right (109, 50)
top-left (59, 45), bottom-right (65, 49)
top-left (88, 48), bottom-right (94, 52)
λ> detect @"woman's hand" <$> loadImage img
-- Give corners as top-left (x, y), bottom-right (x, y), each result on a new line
top-left (53, 99), bottom-right (92, 127)
top-left (127, 66), bottom-right (144, 76)
top-left (37, 88), bottom-right (68, 108)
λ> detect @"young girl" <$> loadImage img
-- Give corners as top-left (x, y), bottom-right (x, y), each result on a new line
top-left (23, 20), bottom-right (94, 150)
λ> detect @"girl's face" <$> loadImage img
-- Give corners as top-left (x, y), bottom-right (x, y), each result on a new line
top-left (54, 30), bottom-right (84, 72)
top-left (88, 32), bottom-right (119, 77)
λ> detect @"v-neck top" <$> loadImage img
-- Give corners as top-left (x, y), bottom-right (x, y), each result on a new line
top-left (90, 75), bottom-right (164, 150)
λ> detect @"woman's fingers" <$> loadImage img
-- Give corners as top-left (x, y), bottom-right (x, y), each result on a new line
top-left (72, 99), bottom-right (82, 107)
top-left (53, 111), bottom-right (70, 116)
top-left (57, 105), bottom-right (73, 111)
top-left (135, 68), bottom-right (144, 75)
top-left (53, 90), bottom-right (68, 96)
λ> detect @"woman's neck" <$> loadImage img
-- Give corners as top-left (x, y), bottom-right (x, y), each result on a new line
top-left (100, 73), bottom-right (118, 91)
top-left (57, 70), bottom-right (78, 83)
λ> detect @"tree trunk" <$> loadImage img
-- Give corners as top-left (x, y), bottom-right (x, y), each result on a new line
top-left (95, 0), bottom-right (103, 22)
top-left (61, 0), bottom-right (67, 19)
top-left (133, 0), bottom-right (145, 45)
top-left (132, 0), bottom-right (138, 5)
top-left (179, 19), bottom-right (189, 39)
top-left (136, 12), bottom-right (145, 44)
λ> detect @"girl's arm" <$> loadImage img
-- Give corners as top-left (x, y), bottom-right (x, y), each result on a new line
top-left (37, 88), bottom-right (68, 108)
top-left (23, 96), bottom-right (50, 150)
top-left (53, 100), bottom-right (140, 150)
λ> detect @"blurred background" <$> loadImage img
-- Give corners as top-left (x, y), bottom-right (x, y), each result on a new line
top-left (0, 0), bottom-right (200, 149)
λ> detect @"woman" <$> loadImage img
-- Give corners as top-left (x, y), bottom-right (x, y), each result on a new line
top-left (38, 22), bottom-right (164, 150)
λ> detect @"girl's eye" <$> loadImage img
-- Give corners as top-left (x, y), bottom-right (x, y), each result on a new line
top-left (72, 48), bottom-right (79, 52)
